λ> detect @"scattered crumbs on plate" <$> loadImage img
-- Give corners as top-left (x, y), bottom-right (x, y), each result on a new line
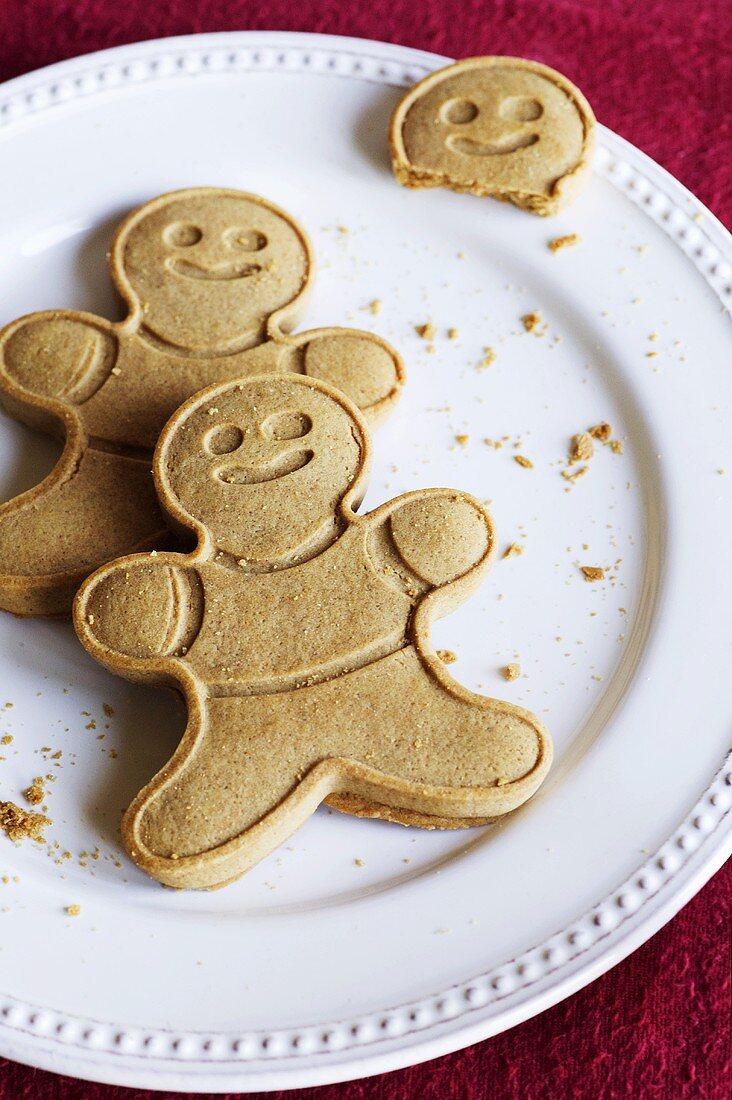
top-left (503, 663), bottom-right (521, 682)
top-left (589, 422), bottom-right (612, 443)
top-left (514, 454), bottom-right (534, 469)
top-left (102, 703), bottom-right (114, 718)
top-left (437, 650), bottom-right (457, 664)
top-left (415, 322), bottom-right (436, 341)
top-left (447, 327), bottom-right (459, 340)
top-left (502, 543), bottom-right (524, 559)
top-left (580, 566), bottom-right (605, 582)
top-left (0, 736), bottom-right (12, 746)
top-left (0, 801), bottom-right (51, 842)
top-left (478, 346), bottom-right (496, 368)
top-left (23, 778), bottom-right (44, 806)
top-left (521, 311), bottom-right (543, 334)
top-left (548, 233), bottom-right (581, 253)
top-left (454, 434), bottom-right (470, 447)
top-left (354, 858), bottom-right (365, 868)
top-left (65, 904), bottom-right (81, 917)
top-left (569, 431), bottom-right (594, 465)
top-left (562, 466), bottom-right (588, 484)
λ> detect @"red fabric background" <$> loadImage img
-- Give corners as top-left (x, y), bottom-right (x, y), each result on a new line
top-left (0, 2), bottom-right (730, 1097)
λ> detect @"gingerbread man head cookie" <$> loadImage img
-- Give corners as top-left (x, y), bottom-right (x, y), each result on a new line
top-left (0, 188), bottom-right (403, 616)
top-left (113, 189), bottom-right (312, 353)
top-left (159, 375), bottom-right (368, 566)
top-left (390, 57), bottom-right (595, 216)
top-left (75, 373), bottom-right (552, 891)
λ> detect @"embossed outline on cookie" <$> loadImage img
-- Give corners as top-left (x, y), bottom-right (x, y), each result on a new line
top-left (389, 56), bottom-right (596, 216)
top-left (73, 373), bottom-right (552, 890)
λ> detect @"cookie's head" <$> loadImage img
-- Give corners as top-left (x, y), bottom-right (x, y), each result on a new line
top-left (156, 374), bottom-right (371, 565)
top-left (391, 57), bottom-right (594, 214)
top-left (112, 188), bottom-right (313, 353)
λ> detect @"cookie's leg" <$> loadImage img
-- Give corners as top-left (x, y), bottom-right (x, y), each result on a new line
top-left (122, 694), bottom-right (340, 890)
top-left (0, 447), bottom-right (167, 616)
top-left (318, 647), bottom-right (552, 824)
top-left (296, 329), bottom-right (405, 426)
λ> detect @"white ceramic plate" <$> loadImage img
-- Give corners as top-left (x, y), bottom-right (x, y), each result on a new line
top-left (0, 31), bottom-right (730, 1093)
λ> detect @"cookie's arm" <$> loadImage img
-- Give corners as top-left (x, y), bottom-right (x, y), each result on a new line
top-left (283, 328), bottom-right (405, 427)
top-left (73, 555), bottom-right (204, 685)
top-left (371, 489), bottom-right (496, 610)
top-left (0, 312), bottom-right (119, 431)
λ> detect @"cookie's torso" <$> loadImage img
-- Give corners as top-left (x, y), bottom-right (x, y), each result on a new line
top-left (186, 528), bottom-right (413, 691)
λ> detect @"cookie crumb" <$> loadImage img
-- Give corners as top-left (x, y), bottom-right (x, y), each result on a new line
top-left (0, 736), bottom-right (12, 746)
top-left (521, 312), bottom-right (542, 333)
top-left (569, 431), bottom-right (594, 465)
top-left (562, 466), bottom-right (588, 484)
top-left (503, 663), bottom-right (521, 682)
top-left (367, 299), bottom-right (381, 315)
top-left (65, 904), bottom-right (81, 917)
top-left (447, 327), bottom-right (459, 340)
top-left (589, 422), bottom-right (612, 443)
top-left (548, 233), bottom-right (581, 253)
top-left (478, 346), bottom-right (496, 368)
top-left (437, 649), bottom-right (457, 664)
top-left (415, 322), bottom-right (436, 341)
top-left (0, 801), bottom-right (51, 842)
top-left (454, 434), bottom-right (469, 447)
top-left (514, 455), bottom-right (534, 469)
top-left (610, 439), bottom-right (623, 455)
top-left (580, 566), bottom-right (605, 582)
top-left (502, 543), bottom-right (524, 559)
top-left (354, 858), bottom-right (365, 868)
top-left (24, 778), bottom-right (44, 806)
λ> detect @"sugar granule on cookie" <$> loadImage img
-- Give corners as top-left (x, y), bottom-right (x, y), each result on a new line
top-left (390, 57), bottom-right (595, 216)
top-left (74, 373), bottom-right (552, 890)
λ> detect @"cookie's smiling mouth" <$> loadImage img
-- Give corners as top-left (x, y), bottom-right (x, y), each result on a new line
top-left (446, 133), bottom-right (539, 156)
top-left (169, 259), bottom-right (262, 281)
top-left (216, 450), bottom-right (314, 484)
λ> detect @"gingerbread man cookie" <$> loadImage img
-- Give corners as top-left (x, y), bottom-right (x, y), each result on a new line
top-left (0, 188), bottom-right (404, 617)
top-left (74, 373), bottom-right (552, 890)
top-left (390, 57), bottom-right (595, 216)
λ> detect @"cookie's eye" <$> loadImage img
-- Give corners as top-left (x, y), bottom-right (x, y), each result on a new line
top-left (224, 228), bottom-right (268, 251)
top-left (441, 99), bottom-right (479, 124)
top-left (205, 424), bottom-right (244, 454)
top-left (263, 411), bottom-right (313, 440)
top-left (164, 223), bottom-right (203, 247)
top-left (499, 96), bottom-right (544, 122)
